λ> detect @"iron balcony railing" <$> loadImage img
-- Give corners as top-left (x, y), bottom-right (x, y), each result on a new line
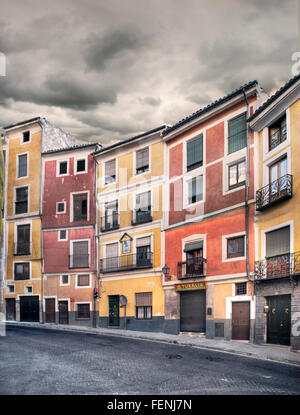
top-left (254, 251), bottom-right (300, 280)
top-left (69, 254), bottom-right (90, 269)
top-left (101, 213), bottom-right (120, 232)
top-left (256, 174), bottom-right (293, 211)
top-left (177, 257), bottom-right (206, 279)
top-left (132, 208), bottom-right (152, 225)
top-left (100, 252), bottom-right (153, 273)
top-left (14, 242), bottom-right (31, 256)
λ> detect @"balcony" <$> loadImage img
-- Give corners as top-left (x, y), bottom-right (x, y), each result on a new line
top-left (254, 252), bottom-right (300, 281)
top-left (100, 252), bottom-right (153, 273)
top-left (14, 242), bottom-right (31, 256)
top-left (132, 208), bottom-right (152, 225)
top-left (256, 174), bottom-right (293, 211)
top-left (69, 254), bottom-right (90, 269)
top-left (177, 257), bottom-right (206, 279)
top-left (101, 213), bottom-right (120, 232)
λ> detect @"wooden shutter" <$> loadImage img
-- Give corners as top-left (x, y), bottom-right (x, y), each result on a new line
top-left (187, 135), bottom-right (203, 168)
top-left (135, 292), bottom-right (152, 306)
top-left (136, 236), bottom-right (151, 247)
top-left (106, 243), bottom-right (118, 258)
top-left (73, 241), bottom-right (88, 255)
top-left (105, 159), bottom-right (116, 178)
top-left (266, 226), bottom-right (290, 257)
top-left (136, 148), bottom-right (149, 169)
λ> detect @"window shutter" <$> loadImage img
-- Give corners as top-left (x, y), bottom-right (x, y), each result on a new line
top-left (136, 148), bottom-right (149, 169)
top-left (266, 226), bottom-right (290, 257)
top-left (136, 191), bottom-right (150, 209)
top-left (136, 236), bottom-right (151, 247)
top-left (106, 243), bottom-right (118, 258)
top-left (228, 113), bottom-right (247, 153)
top-left (73, 241), bottom-right (88, 256)
top-left (135, 292), bottom-right (152, 306)
top-left (18, 154), bottom-right (27, 177)
top-left (105, 159), bottom-right (116, 178)
top-left (187, 135), bottom-right (203, 168)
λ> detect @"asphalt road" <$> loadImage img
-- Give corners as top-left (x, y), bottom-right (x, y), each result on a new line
top-left (0, 326), bottom-right (299, 395)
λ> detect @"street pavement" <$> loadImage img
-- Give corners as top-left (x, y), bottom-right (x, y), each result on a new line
top-left (0, 324), bottom-right (300, 395)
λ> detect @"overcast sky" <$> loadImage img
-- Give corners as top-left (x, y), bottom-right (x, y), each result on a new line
top-left (0, 0), bottom-right (298, 146)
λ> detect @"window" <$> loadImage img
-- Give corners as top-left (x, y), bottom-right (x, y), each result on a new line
top-left (228, 113), bottom-right (247, 154)
top-left (22, 131), bottom-right (30, 143)
top-left (59, 229), bottom-right (67, 241)
top-left (76, 158), bottom-right (86, 173)
top-left (103, 200), bottom-right (119, 230)
top-left (184, 241), bottom-right (204, 275)
top-left (105, 159), bottom-right (116, 184)
top-left (15, 187), bottom-right (28, 214)
top-left (58, 161), bottom-right (68, 176)
top-left (227, 236), bottom-right (245, 258)
top-left (136, 147), bottom-right (149, 175)
top-left (136, 292), bottom-right (152, 319)
top-left (269, 156), bottom-right (287, 194)
top-left (57, 202), bottom-right (66, 213)
top-left (269, 116), bottom-right (286, 151)
top-left (7, 285), bottom-right (14, 293)
top-left (77, 274), bottom-right (90, 287)
top-left (16, 224), bottom-right (30, 255)
top-left (187, 134), bottom-right (203, 171)
top-left (235, 282), bottom-right (247, 295)
top-left (73, 193), bottom-right (88, 222)
top-left (71, 240), bottom-right (89, 268)
top-left (187, 175), bottom-right (203, 205)
top-left (18, 154), bottom-right (28, 178)
top-left (105, 243), bottom-right (119, 271)
top-left (76, 303), bottom-right (90, 319)
top-left (14, 262), bottom-right (30, 280)
top-left (136, 237), bottom-right (151, 267)
top-left (266, 226), bottom-right (290, 258)
top-left (61, 274), bottom-right (69, 285)
top-left (25, 286), bottom-right (32, 294)
top-left (134, 191), bottom-right (151, 223)
top-left (228, 160), bottom-right (246, 190)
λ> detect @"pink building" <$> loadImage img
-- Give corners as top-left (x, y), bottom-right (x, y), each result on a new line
top-left (41, 143), bottom-right (100, 327)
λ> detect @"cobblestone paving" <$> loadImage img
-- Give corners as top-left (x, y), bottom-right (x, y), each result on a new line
top-left (0, 326), bottom-right (300, 395)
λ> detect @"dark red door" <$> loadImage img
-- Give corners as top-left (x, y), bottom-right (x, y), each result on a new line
top-left (58, 301), bottom-right (68, 324)
top-left (6, 299), bottom-right (16, 321)
top-left (232, 302), bottom-right (250, 340)
top-left (45, 299), bottom-right (56, 323)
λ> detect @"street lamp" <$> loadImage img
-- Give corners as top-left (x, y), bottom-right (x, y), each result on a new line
top-left (162, 265), bottom-right (170, 275)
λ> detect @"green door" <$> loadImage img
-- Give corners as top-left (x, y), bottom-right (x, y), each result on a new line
top-left (109, 295), bottom-right (120, 327)
top-left (267, 295), bottom-right (291, 346)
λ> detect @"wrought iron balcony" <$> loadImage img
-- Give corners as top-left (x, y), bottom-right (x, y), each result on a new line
top-left (14, 242), bottom-right (31, 256)
top-left (100, 252), bottom-right (153, 273)
top-left (256, 174), bottom-right (293, 211)
top-left (177, 257), bottom-right (206, 279)
top-left (69, 254), bottom-right (90, 268)
top-left (101, 213), bottom-right (120, 232)
top-left (132, 208), bottom-right (152, 225)
top-left (254, 251), bottom-right (300, 280)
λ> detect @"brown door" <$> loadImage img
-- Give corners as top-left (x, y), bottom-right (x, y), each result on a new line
top-left (232, 302), bottom-right (250, 340)
top-left (58, 301), bottom-right (69, 324)
top-left (45, 299), bottom-right (56, 323)
top-left (6, 299), bottom-right (16, 321)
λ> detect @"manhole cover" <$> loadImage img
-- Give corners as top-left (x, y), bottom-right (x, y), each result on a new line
top-left (165, 354), bottom-right (183, 359)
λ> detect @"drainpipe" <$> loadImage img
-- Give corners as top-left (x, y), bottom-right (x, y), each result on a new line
top-left (242, 89), bottom-right (251, 285)
top-left (38, 119), bottom-right (44, 324)
top-left (92, 152), bottom-right (99, 328)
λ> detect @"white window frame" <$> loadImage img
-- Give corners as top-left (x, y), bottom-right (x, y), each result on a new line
top-left (183, 173), bottom-right (205, 209)
top-left (58, 229), bottom-right (68, 242)
top-left (74, 155), bottom-right (88, 175)
top-left (21, 130), bottom-right (31, 144)
top-left (75, 273), bottom-right (92, 289)
top-left (60, 274), bottom-right (70, 286)
top-left (103, 158), bottom-right (117, 187)
top-left (14, 184), bottom-right (30, 215)
top-left (25, 285), bottom-right (33, 294)
top-left (70, 190), bottom-right (90, 222)
top-left (13, 260), bottom-right (32, 281)
top-left (261, 221), bottom-right (294, 260)
top-left (6, 284), bottom-right (15, 294)
top-left (14, 220), bottom-right (32, 257)
top-left (262, 148), bottom-right (291, 188)
top-left (56, 159), bottom-right (69, 177)
top-left (262, 109), bottom-right (290, 161)
top-left (56, 201), bottom-right (66, 214)
top-left (70, 238), bottom-right (91, 268)
top-left (222, 231), bottom-right (246, 262)
top-left (16, 152), bottom-right (29, 180)
top-left (183, 130), bottom-right (205, 173)
top-left (134, 145), bottom-right (151, 177)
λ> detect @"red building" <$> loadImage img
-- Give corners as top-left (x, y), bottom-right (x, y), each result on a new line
top-left (162, 81), bottom-right (265, 340)
top-left (41, 143), bottom-right (100, 327)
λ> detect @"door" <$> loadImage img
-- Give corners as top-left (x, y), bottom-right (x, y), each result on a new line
top-left (5, 299), bottom-right (16, 321)
top-left (16, 224), bottom-right (30, 255)
top-left (20, 296), bottom-right (39, 322)
top-left (232, 302), bottom-right (250, 340)
top-left (109, 295), bottom-right (120, 327)
top-left (269, 157), bottom-right (287, 196)
top-left (267, 295), bottom-right (291, 346)
top-left (58, 301), bottom-right (69, 324)
top-left (45, 299), bottom-right (56, 323)
top-left (180, 290), bottom-right (206, 332)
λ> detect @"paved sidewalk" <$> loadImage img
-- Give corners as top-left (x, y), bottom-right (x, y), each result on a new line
top-left (4, 321), bottom-right (300, 366)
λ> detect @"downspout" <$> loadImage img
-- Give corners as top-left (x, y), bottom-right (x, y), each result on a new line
top-left (242, 89), bottom-right (251, 285)
top-left (37, 118), bottom-right (44, 324)
top-left (92, 151), bottom-right (99, 328)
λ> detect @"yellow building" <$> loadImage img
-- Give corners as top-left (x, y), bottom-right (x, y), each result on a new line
top-left (3, 117), bottom-right (78, 322)
top-left (249, 75), bottom-right (300, 351)
top-left (94, 126), bottom-right (166, 331)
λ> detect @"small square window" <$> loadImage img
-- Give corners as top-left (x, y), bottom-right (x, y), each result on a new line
top-left (59, 161), bottom-right (68, 175)
top-left (227, 236), bottom-right (245, 258)
top-left (7, 285), bottom-right (14, 293)
top-left (22, 131), bottom-right (30, 143)
top-left (235, 282), bottom-right (247, 295)
top-left (25, 286), bottom-right (33, 294)
top-left (57, 202), bottom-right (65, 213)
top-left (76, 303), bottom-right (90, 319)
top-left (61, 275), bottom-right (69, 285)
top-left (77, 274), bottom-right (89, 287)
top-left (59, 230), bottom-right (67, 240)
top-left (76, 159), bottom-right (86, 172)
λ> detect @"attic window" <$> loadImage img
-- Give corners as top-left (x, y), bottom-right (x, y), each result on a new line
top-left (76, 159), bottom-right (86, 173)
top-left (22, 131), bottom-right (30, 143)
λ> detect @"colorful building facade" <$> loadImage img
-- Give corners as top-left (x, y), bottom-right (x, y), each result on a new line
top-left (42, 143), bottom-right (99, 327)
top-left (162, 82), bottom-right (266, 340)
top-left (250, 75), bottom-right (300, 351)
top-left (94, 126), bottom-right (166, 332)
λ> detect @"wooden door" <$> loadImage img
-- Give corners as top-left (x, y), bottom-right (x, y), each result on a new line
top-left (58, 301), bottom-right (69, 324)
top-left (267, 295), bottom-right (291, 346)
top-left (232, 302), bottom-right (250, 340)
top-left (180, 290), bottom-right (206, 332)
top-left (20, 296), bottom-right (39, 322)
top-left (6, 299), bottom-right (16, 321)
top-left (108, 295), bottom-right (120, 327)
top-left (45, 299), bottom-right (56, 323)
